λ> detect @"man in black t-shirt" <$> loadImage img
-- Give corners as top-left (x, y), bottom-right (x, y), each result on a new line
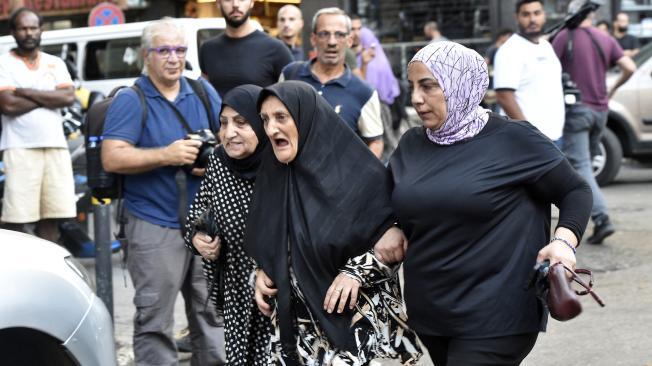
top-left (613, 12), bottom-right (639, 57)
top-left (199, 0), bottom-right (293, 97)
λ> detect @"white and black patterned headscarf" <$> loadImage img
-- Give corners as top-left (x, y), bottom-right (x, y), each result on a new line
top-left (410, 41), bottom-right (490, 145)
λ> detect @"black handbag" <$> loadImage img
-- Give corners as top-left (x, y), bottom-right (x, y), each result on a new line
top-left (192, 209), bottom-right (226, 313)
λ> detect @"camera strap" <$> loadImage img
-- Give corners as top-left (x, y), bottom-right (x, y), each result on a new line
top-left (582, 28), bottom-right (607, 70)
top-left (175, 170), bottom-right (189, 234)
top-left (160, 97), bottom-right (195, 134)
top-left (147, 76), bottom-right (215, 134)
top-left (564, 28), bottom-right (607, 70)
top-left (147, 77), bottom-right (213, 234)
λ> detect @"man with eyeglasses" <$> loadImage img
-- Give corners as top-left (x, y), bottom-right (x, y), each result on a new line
top-left (200, 0), bottom-right (293, 97)
top-left (102, 18), bottom-right (226, 366)
top-left (280, 7), bottom-right (384, 159)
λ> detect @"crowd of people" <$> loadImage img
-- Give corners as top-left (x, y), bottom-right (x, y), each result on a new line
top-left (0, 0), bottom-right (630, 365)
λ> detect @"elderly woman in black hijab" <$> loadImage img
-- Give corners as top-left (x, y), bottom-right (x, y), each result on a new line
top-left (390, 42), bottom-right (593, 364)
top-left (184, 84), bottom-right (271, 365)
top-left (245, 81), bottom-right (422, 365)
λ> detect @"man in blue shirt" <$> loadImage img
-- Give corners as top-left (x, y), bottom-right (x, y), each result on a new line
top-left (281, 7), bottom-right (384, 159)
top-left (102, 19), bottom-right (225, 365)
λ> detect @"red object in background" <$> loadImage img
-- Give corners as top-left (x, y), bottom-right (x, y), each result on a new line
top-left (88, 2), bottom-right (125, 27)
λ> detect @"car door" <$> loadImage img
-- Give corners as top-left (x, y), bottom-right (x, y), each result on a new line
top-left (634, 45), bottom-right (652, 140)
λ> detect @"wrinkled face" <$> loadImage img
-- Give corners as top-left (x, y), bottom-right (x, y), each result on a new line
top-left (145, 33), bottom-right (186, 86)
top-left (408, 61), bottom-right (447, 130)
top-left (351, 19), bottom-right (362, 48)
top-left (516, 1), bottom-right (546, 39)
top-left (219, 0), bottom-right (254, 28)
top-left (261, 96), bottom-right (299, 164)
top-left (219, 106), bottom-right (259, 159)
top-left (311, 14), bottom-right (352, 67)
top-left (277, 6), bottom-right (303, 39)
top-left (12, 11), bottom-right (41, 52)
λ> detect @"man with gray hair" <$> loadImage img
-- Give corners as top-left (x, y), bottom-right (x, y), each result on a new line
top-left (552, 0), bottom-right (636, 244)
top-left (280, 7), bottom-right (384, 159)
top-left (102, 18), bottom-right (225, 365)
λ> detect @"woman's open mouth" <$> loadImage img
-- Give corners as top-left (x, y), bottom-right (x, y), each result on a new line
top-left (273, 138), bottom-right (290, 148)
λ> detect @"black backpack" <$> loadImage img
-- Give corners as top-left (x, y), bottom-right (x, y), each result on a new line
top-left (83, 77), bottom-right (216, 199)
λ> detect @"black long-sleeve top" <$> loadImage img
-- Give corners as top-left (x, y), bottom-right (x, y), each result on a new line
top-left (389, 113), bottom-right (592, 338)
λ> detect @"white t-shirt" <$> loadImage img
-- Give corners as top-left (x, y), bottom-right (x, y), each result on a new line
top-left (0, 51), bottom-right (73, 150)
top-left (493, 34), bottom-right (565, 140)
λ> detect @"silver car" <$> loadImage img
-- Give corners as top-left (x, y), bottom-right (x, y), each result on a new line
top-left (598, 42), bottom-right (652, 185)
top-left (0, 229), bottom-right (117, 365)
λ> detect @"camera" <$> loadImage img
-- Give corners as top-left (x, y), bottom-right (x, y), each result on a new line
top-left (185, 129), bottom-right (217, 169)
top-left (562, 73), bottom-right (581, 106)
top-left (546, 0), bottom-right (603, 37)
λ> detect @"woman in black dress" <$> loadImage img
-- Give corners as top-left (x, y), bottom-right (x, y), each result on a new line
top-left (246, 81), bottom-right (422, 365)
top-left (184, 85), bottom-right (271, 365)
top-left (389, 41), bottom-right (593, 365)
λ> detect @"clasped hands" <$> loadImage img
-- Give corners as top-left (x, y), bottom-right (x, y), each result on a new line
top-left (254, 269), bottom-right (361, 317)
top-left (254, 226), bottom-right (408, 317)
top-left (192, 232), bottom-right (221, 261)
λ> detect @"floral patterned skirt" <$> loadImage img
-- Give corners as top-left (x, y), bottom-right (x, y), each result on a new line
top-left (267, 258), bottom-right (422, 366)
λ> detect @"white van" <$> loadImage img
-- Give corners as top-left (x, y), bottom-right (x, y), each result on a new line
top-left (0, 18), bottom-right (227, 96)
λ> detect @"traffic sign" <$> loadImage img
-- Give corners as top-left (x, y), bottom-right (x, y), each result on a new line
top-left (88, 2), bottom-right (125, 27)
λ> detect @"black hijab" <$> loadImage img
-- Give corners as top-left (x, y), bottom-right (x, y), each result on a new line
top-left (214, 84), bottom-right (267, 180)
top-left (245, 81), bottom-right (395, 355)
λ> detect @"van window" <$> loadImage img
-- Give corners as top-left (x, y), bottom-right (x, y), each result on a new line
top-left (85, 37), bottom-right (141, 80)
top-left (42, 43), bottom-right (77, 61)
top-left (42, 43), bottom-right (79, 79)
top-left (197, 28), bottom-right (223, 50)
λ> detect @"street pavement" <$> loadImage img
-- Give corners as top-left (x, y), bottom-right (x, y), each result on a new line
top-left (82, 162), bottom-right (652, 366)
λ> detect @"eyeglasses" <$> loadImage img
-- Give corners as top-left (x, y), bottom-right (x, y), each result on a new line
top-left (147, 46), bottom-right (188, 58)
top-left (526, 261), bottom-right (605, 308)
top-left (314, 31), bottom-right (349, 41)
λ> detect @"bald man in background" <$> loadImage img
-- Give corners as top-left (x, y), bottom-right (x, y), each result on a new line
top-left (277, 4), bottom-right (305, 61)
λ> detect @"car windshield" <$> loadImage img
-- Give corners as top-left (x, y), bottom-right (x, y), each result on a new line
top-left (633, 42), bottom-right (652, 67)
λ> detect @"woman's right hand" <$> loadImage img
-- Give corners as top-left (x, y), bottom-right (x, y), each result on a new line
top-left (254, 268), bottom-right (277, 317)
top-left (373, 226), bottom-right (408, 264)
top-left (192, 232), bottom-right (220, 261)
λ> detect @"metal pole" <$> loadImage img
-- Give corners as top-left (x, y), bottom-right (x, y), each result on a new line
top-left (93, 197), bottom-right (113, 319)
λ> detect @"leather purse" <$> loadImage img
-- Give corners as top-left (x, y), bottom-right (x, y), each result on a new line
top-left (526, 261), bottom-right (605, 322)
top-left (547, 263), bottom-right (583, 321)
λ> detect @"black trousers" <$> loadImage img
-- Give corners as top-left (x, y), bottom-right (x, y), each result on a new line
top-left (418, 332), bottom-right (539, 366)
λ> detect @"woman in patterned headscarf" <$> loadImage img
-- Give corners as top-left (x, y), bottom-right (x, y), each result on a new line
top-left (184, 85), bottom-right (271, 365)
top-left (389, 42), bottom-right (593, 364)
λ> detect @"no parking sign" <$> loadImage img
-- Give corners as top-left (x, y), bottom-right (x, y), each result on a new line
top-left (88, 2), bottom-right (125, 27)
